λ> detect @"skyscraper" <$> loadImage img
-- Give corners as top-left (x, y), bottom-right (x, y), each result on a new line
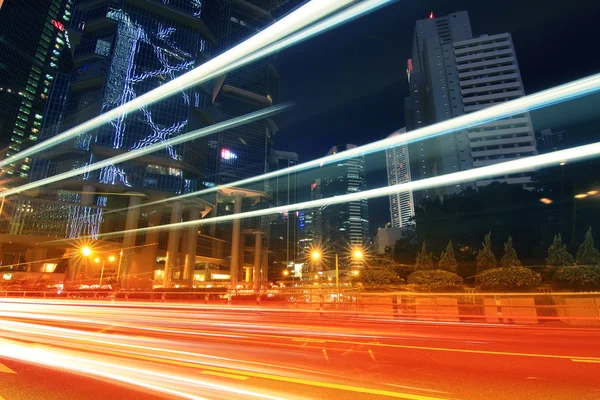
top-left (405, 11), bottom-right (473, 202)
top-left (453, 33), bottom-right (537, 187)
top-left (385, 128), bottom-right (415, 228)
top-left (0, 0), bottom-right (73, 184)
top-left (404, 11), bottom-right (537, 201)
top-left (33, 0), bottom-right (210, 195)
top-left (318, 145), bottom-right (370, 255)
top-left (268, 149), bottom-right (298, 268)
top-left (201, 0), bottom-right (280, 191)
top-left (310, 178), bottom-right (323, 245)
top-left (3, 0), bottom-right (281, 289)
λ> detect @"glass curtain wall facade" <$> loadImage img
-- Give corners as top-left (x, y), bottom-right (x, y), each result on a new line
top-left (197, 0), bottom-right (280, 268)
top-left (268, 150), bottom-right (298, 270)
top-left (0, 0), bottom-right (73, 185)
top-left (319, 145), bottom-right (370, 263)
top-left (23, 0), bottom-right (211, 240)
top-left (200, 0), bottom-right (279, 191)
top-left (386, 128), bottom-right (415, 228)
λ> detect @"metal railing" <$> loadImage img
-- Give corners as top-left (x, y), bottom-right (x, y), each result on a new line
top-left (1, 289), bottom-right (599, 325)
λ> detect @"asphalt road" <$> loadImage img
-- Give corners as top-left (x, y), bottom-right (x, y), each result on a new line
top-left (0, 359), bottom-right (170, 400)
top-left (1, 299), bottom-right (599, 400)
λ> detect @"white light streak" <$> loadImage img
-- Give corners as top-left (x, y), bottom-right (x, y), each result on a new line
top-left (0, 0), bottom-right (361, 168)
top-left (105, 72), bottom-right (600, 217)
top-left (96, 141), bottom-right (600, 239)
top-left (0, 104), bottom-right (291, 198)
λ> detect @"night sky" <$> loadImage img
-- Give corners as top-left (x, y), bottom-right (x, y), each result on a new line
top-left (272, 0), bottom-right (600, 231)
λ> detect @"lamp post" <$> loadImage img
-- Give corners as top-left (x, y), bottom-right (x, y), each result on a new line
top-left (282, 269), bottom-right (289, 285)
top-left (91, 252), bottom-right (117, 287)
top-left (80, 246), bottom-right (92, 284)
top-left (311, 248), bottom-right (363, 291)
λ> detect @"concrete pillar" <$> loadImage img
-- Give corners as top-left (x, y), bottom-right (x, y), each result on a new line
top-left (81, 185), bottom-right (96, 206)
top-left (216, 240), bottom-right (224, 259)
top-left (64, 248), bottom-right (75, 284)
top-left (252, 231), bottom-right (262, 290)
top-left (33, 247), bottom-right (47, 272)
top-left (164, 201), bottom-right (182, 288)
top-left (208, 201), bottom-right (219, 258)
top-left (261, 249), bottom-right (269, 287)
top-left (229, 193), bottom-right (244, 289)
top-left (120, 194), bottom-right (142, 288)
top-left (184, 205), bottom-right (201, 286)
top-left (144, 211), bottom-right (162, 259)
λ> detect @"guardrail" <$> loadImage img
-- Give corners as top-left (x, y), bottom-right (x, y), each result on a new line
top-left (1, 289), bottom-right (599, 326)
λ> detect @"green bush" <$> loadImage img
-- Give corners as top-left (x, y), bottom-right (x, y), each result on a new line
top-left (476, 266), bottom-right (541, 291)
top-left (407, 270), bottom-right (463, 291)
top-left (355, 269), bottom-right (403, 287)
top-left (553, 265), bottom-right (600, 291)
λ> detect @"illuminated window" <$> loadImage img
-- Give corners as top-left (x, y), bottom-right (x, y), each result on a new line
top-left (168, 167), bottom-right (182, 177)
top-left (41, 263), bottom-right (57, 273)
top-left (221, 149), bottom-right (238, 160)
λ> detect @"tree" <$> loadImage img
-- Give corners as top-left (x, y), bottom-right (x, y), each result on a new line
top-left (546, 234), bottom-right (574, 266)
top-left (438, 240), bottom-right (457, 273)
top-left (476, 232), bottom-right (497, 272)
top-left (500, 236), bottom-right (521, 267)
top-left (415, 241), bottom-right (434, 270)
top-left (576, 227), bottom-right (600, 265)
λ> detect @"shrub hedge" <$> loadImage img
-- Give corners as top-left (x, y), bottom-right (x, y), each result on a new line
top-left (407, 270), bottom-right (464, 291)
top-left (476, 266), bottom-right (541, 291)
top-left (553, 265), bottom-right (600, 291)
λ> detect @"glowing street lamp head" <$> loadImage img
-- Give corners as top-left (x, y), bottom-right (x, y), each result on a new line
top-left (352, 270), bottom-right (360, 276)
top-left (108, 255), bottom-right (116, 262)
top-left (282, 270), bottom-right (289, 277)
top-left (353, 249), bottom-right (363, 259)
top-left (81, 246), bottom-right (92, 257)
top-left (94, 257), bottom-right (100, 263)
top-left (311, 251), bottom-right (321, 260)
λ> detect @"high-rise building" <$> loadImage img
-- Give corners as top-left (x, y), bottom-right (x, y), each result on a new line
top-left (201, 0), bottom-right (280, 191)
top-left (32, 0), bottom-right (211, 194)
top-left (268, 150), bottom-right (298, 268)
top-left (385, 128), bottom-right (415, 228)
top-left (297, 209), bottom-right (313, 257)
top-left (2, 0), bottom-right (281, 289)
top-left (0, 0), bottom-right (73, 184)
top-left (454, 33), bottom-right (537, 187)
top-left (310, 178), bottom-right (323, 245)
top-left (405, 11), bottom-right (473, 202)
top-left (404, 11), bottom-right (537, 201)
top-left (318, 145), bottom-right (370, 256)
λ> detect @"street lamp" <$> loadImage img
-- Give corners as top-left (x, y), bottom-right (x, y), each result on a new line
top-left (98, 255), bottom-right (116, 286)
top-left (308, 248), bottom-right (363, 290)
top-left (81, 246), bottom-right (92, 257)
top-left (282, 269), bottom-right (289, 277)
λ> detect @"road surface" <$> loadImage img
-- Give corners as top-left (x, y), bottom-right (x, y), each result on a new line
top-left (1, 299), bottom-right (599, 400)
